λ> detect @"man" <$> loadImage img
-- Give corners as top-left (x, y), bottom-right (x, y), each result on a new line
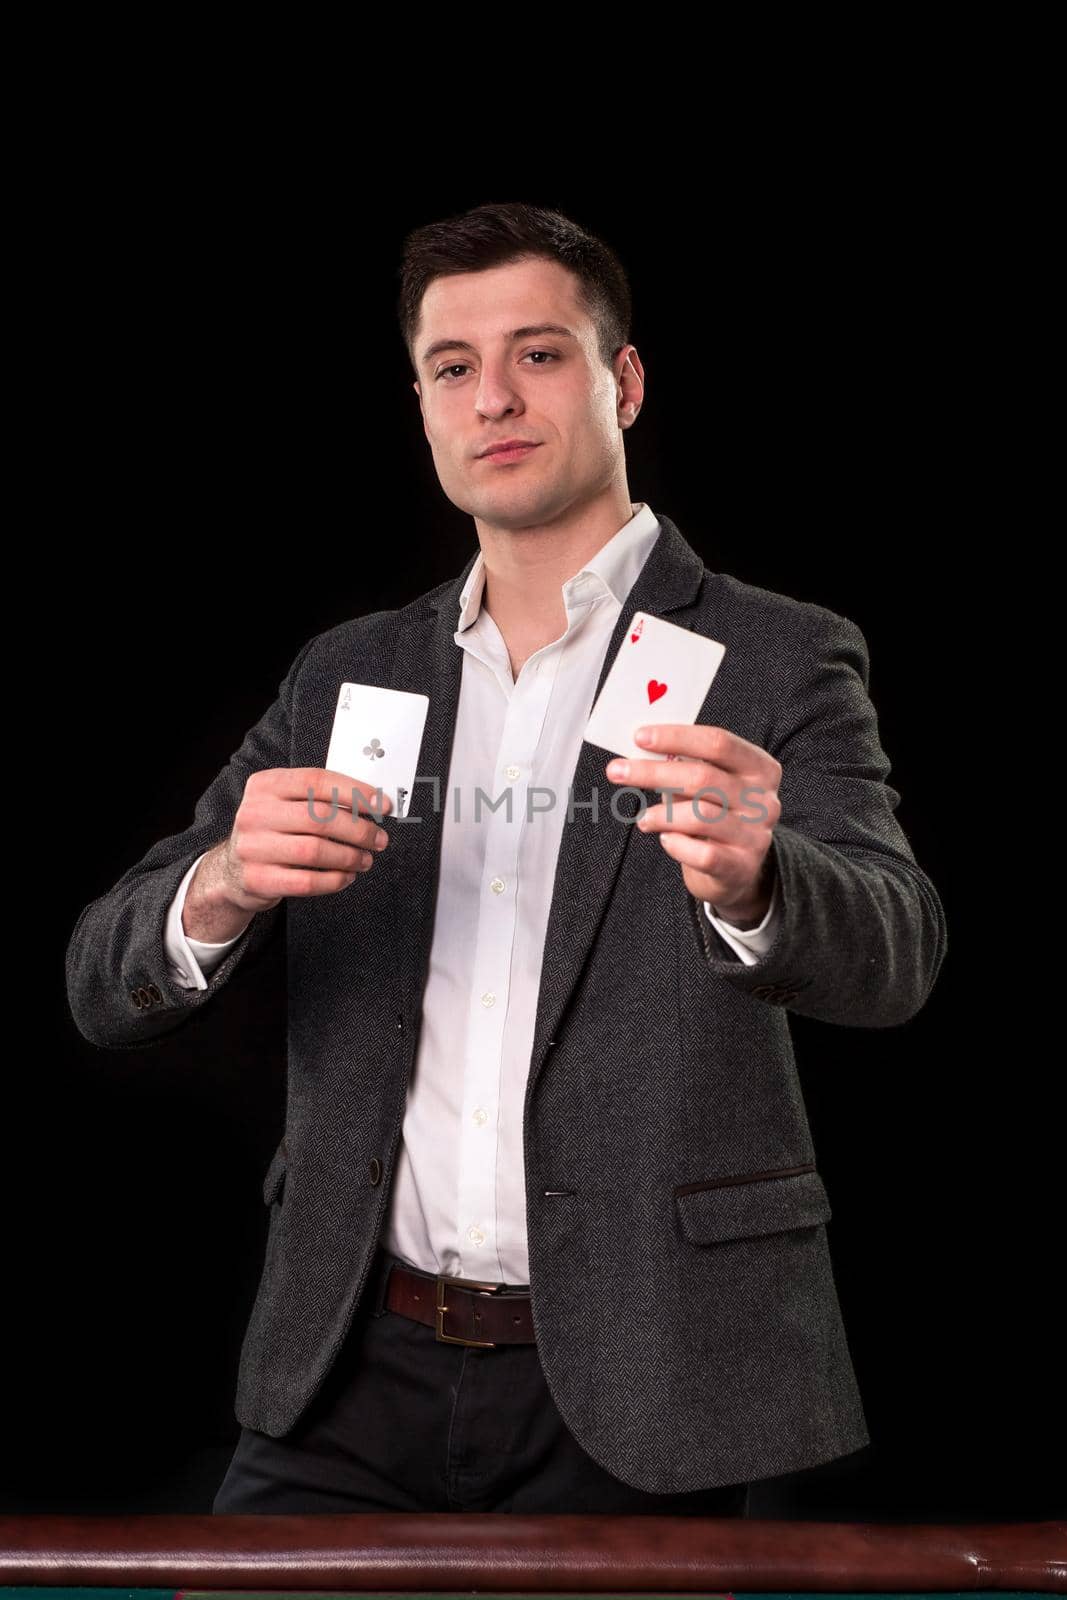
top-left (66, 202), bottom-right (947, 1515)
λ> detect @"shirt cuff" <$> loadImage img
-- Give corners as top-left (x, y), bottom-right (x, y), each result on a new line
top-left (702, 871), bottom-right (781, 966)
top-left (164, 851), bottom-right (246, 991)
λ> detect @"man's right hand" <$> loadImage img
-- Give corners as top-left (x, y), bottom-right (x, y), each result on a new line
top-left (182, 768), bottom-right (393, 943)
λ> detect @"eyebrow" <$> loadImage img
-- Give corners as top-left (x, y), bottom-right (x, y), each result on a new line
top-left (420, 324), bottom-right (577, 366)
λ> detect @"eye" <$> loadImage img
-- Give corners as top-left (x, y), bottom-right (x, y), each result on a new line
top-left (433, 351), bottom-right (560, 382)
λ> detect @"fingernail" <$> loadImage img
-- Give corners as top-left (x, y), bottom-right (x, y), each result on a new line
top-left (375, 829), bottom-right (389, 849)
top-left (607, 759), bottom-right (628, 778)
top-left (635, 726), bottom-right (653, 743)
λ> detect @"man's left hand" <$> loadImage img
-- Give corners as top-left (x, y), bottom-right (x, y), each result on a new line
top-left (604, 723), bottom-right (781, 930)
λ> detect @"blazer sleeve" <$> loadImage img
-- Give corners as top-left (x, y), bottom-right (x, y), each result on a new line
top-left (687, 607), bottom-right (947, 1027)
top-left (65, 633), bottom-right (317, 1050)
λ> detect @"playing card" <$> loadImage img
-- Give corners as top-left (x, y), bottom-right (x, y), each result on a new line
top-left (583, 611), bottom-right (726, 761)
top-left (324, 683), bottom-right (429, 820)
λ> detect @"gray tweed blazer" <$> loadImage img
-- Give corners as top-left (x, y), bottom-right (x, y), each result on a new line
top-left (66, 512), bottom-right (947, 1493)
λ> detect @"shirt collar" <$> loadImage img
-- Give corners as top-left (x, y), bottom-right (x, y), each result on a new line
top-left (456, 502), bottom-right (662, 633)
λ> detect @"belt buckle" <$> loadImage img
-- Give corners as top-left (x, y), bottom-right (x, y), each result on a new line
top-left (435, 1273), bottom-right (501, 1348)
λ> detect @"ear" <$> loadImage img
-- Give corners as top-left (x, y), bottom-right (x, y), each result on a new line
top-left (616, 345), bottom-right (644, 429)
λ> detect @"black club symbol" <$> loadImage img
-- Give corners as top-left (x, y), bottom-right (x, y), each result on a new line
top-left (363, 738), bottom-right (385, 760)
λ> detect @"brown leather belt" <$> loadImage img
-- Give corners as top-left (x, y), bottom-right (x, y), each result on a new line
top-left (384, 1259), bottom-right (536, 1348)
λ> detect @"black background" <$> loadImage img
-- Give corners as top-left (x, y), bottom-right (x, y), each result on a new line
top-left (10, 123), bottom-right (1059, 1520)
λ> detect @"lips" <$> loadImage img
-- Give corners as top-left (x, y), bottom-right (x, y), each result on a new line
top-left (478, 440), bottom-right (540, 457)
top-left (479, 442), bottom-right (540, 461)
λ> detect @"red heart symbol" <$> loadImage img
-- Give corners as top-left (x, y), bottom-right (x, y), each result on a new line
top-left (631, 631), bottom-right (640, 642)
top-left (647, 680), bottom-right (667, 703)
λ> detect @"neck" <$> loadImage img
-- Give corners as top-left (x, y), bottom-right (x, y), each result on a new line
top-left (474, 486), bottom-right (635, 667)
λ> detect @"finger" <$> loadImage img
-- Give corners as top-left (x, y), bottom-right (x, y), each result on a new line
top-left (321, 769), bottom-right (395, 816)
top-left (636, 795), bottom-right (739, 840)
top-left (655, 828), bottom-right (747, 888)
top-left (606, 753), bottom-right (717, 793)
top-left (632, 723), bottom-right (765, 773)
top-left (268, 798), bottom-right (391, 852)
top-left (246, 862), bottom-right (373, 898)
top-left (262, 768), bottom-right (394, 816)
top-left (238, 828), bottom-right (386, 875)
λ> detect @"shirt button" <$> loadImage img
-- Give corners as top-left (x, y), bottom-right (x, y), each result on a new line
top-left (467, 1226), bottom-right (485, 1246)
top-left (481, 992), bottom-right (496, 1008)
top-left (472, 1108), bottom-right (488, 1126)
top-left (505, 764), bottom-right (521, 780)
top-left (490, 877), bottom-right (506, 895)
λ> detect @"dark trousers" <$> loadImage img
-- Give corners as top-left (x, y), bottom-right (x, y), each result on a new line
top-left (213, 1247), bottom-right (750, 1515)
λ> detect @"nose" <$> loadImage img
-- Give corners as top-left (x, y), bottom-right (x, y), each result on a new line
top-left (474, 358), bottom-right (524, 419)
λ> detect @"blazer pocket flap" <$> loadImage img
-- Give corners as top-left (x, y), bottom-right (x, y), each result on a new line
top-left (262, 1137), bottom-right (288, 1205)
top-left (675, 1167), bottom-right (831, 1245)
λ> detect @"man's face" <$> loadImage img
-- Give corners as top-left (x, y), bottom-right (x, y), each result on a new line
top-left (412, 256), bottom-right (641, 530)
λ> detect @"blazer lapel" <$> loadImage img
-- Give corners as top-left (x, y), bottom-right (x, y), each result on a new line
top-left (385, 552), bottom-right (477, 1016)
top-left (384, 515), bottom-right (707, 1094)
top-left (525, 514), bottom-right (706, 1100)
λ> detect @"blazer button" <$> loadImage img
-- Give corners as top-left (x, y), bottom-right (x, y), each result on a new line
top-left (369, 1158), bottom-right (382, 1186)
top-left (147, 983), bottom-right (163, 1004)
top-left (130, 989), bottom-right (143, 1008)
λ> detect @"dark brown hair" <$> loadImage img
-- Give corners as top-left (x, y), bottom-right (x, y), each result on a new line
top-left (397, 201), bottom-right (632, 374)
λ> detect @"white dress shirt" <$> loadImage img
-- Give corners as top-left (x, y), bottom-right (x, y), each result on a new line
top-left (163, 504), bottom-right (781, 1284)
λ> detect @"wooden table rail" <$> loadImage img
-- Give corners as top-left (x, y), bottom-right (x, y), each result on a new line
top-left (0, 1513), bottom-right (1064, 1593)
